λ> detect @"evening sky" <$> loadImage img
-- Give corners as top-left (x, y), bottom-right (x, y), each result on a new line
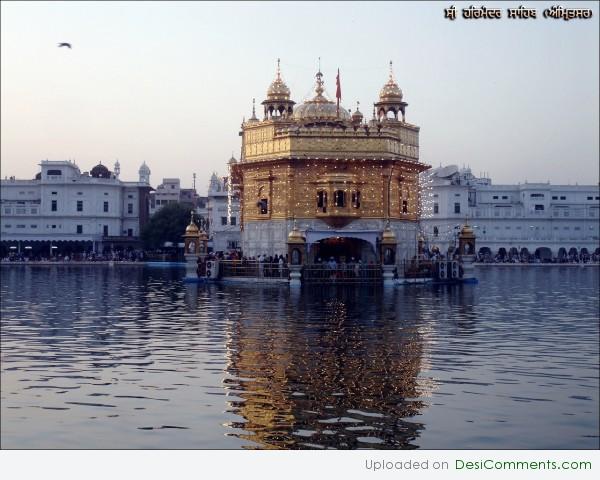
top-left (1, 1), bottom-right (598, 193)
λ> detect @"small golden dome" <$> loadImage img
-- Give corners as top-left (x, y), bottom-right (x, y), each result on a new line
top-left (185, 222), bottom-right (199, 234)
top-left (287, 223), bottom-right (305, 243)
top-left (266, 59), bottom-right (291, 100)
top-left (185, 211), bottom-right (199, 234)
top-left (379, 61), bottom-right (403, 102)
top-left (381, 223), bottom-right (397, 244)
top-left (460, 224), bottom-right (475, 236)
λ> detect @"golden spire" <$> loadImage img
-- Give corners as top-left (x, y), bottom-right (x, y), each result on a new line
top-left (249, 97), bottom-right (258, 121)
top-left (185, 210), bottom-right (199, 234)
top-left (276, 58), bottom-right (281, 81)
top-left (314, 70), bottom-right (325, 97)
top-left (314, 57), bottom-right (325, 96)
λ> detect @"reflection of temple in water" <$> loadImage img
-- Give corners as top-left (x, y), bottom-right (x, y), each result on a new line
top-left (222, 286), bottom-right (436, 449)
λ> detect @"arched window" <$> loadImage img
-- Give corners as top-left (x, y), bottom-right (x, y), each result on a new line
top-left (334, 190), bottom-right (346, 208)
top-left (317, 190), bottom-right (327, 213)
top-left (258, 198), bottom-right (268, 215)
top-left (433, 226), bottom-right (439, 237)
top-left (257, 186), bottom-right (268, 215)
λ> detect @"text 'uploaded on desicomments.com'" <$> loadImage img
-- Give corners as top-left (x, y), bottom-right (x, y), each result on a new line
top-left (364, 458), bottom-right (593, 472)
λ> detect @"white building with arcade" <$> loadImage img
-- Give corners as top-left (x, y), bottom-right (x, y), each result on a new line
top-left (1, 160), bottom-right (153, 257)
top-left (420, 165), bottom-right (600, 260)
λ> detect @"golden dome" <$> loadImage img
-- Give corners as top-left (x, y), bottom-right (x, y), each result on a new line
top-left (287, 222), bottom-right (305, 243)
top-left (460, 224), bottom-right (475, 236)
top-left (185, 211), bottom-right (199, 234)
top-left (185, 222), bottom-right (199, 234)
top-left (266, 59), bottom-right (291, 100)
top-left (379, 61), bottom-right (403, 102)
top-left (293, 70), bottom-right (351, 121)
top-left (381, 223), bottom-right (397, 244)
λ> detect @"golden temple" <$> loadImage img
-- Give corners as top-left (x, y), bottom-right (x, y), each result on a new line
top-left (230, 60), bottom-right (430, 262)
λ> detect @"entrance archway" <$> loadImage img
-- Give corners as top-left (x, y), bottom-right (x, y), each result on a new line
top-left (310, 237), bottom-right (377, 264)
top-left (535, 247), bottom-right (553, 262)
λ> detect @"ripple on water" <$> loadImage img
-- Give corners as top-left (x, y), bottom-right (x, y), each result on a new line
top-left (1, 266), bottom-right (598, 449)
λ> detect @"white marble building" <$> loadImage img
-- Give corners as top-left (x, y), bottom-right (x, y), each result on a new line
top-left (206, 158), bottom-right (241, 253)
top-left (1, 160), bottom-right (152, 256)
top-left (420, 165), bottom-right (600, 258)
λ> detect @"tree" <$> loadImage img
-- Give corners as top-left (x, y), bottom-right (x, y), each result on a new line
top-left (141, 202), bottom-right (201, 250)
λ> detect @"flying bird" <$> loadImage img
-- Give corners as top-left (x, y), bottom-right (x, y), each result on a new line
top-left (57, 43), bottom-right (72, 49)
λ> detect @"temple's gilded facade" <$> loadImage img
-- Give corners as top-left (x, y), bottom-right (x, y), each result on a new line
top-left (230, 60), bottom-right (429, 261)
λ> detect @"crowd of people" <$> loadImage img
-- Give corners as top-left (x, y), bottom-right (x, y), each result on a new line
top-left (4, 246), bottom-right (599, 268)
top-left (308, 256), bottom-right (381, 280)
top-left (198, 251), bottom-right (289, 278)
top-left (196, 252), bottom-right (385, 280)
top-left (475, 252), bottom-right (600, 264)
top-left (1, 250), bottom-right (147, 263)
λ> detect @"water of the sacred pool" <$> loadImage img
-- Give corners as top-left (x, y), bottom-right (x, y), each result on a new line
top-left (1, 266), bottom-right (598, 449)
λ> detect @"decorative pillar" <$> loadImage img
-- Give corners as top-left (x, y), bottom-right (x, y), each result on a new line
top-left (286, 221), bottom-right (306, 286)
top-left (197, 221), bottom-right (209, 260)
top-left (458, 223), bottom-right (477, 282)
top-left (182, 210), bottom-right (201, 282)
top-left (196, 222), bottom-right (209, 278)
top-left (380, 222), bottom-right (397, 286)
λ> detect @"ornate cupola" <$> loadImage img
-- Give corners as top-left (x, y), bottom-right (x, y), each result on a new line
top-left (374, 61), bottom-right (408, 122)
top-left (261, 59), bottom-right (295, 120)
top-left (351, 101), bottom-right (363, 125)
top-left (138, 161), bottom-right (151, 184)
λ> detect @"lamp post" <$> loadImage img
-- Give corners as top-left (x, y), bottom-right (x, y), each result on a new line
top-left (182, 210), bottom-right (202, 281)
top-left (287, 220), bottom-right (306, 287)
top-left (457, 224), bottom-right (477, 281)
